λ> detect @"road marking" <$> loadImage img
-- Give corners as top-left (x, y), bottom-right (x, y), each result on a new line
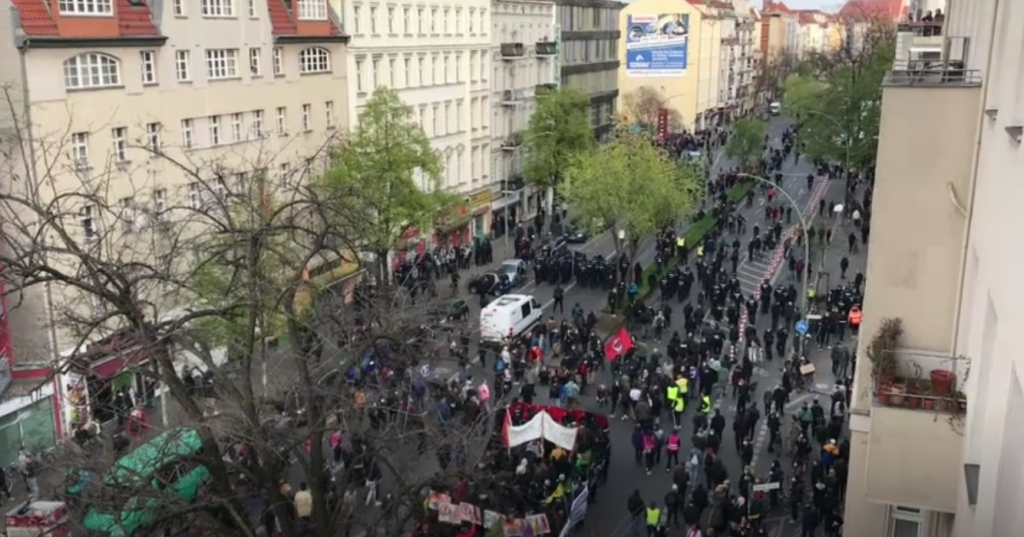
top-left (750, 392), bottom-right (815, 469)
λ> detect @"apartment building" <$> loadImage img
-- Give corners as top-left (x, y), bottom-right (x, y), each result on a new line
top-left (0, 0), bottom-right (349, 444)
top-left (843, 0), bottom-right (1024, 536)
top-left (338, 0), bottom-right (493, 240)
top-left (716, 2), bottom-right (759, 119)
top-left (490, 0), bottom-right (557, 233)
top-left (557, 0), bottom-right (622, 140)
top-left (795, 9), bottom-right (842, 58)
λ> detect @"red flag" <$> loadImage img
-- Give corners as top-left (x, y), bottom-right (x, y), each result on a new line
top-left (604, 328), bottom-right (634, 361)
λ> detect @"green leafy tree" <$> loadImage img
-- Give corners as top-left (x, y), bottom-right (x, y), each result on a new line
top-left (522, 88), bottom-right (595, 213)
top-left (561, 131), bottom-right (703, 280)
top-left (725, 119), bottom-right (767, 172)
top-left (318, 87), bottom-right (451, 285)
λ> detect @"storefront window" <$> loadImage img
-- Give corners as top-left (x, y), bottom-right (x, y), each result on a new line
top-left (0, 397), bottom-right (56, 466)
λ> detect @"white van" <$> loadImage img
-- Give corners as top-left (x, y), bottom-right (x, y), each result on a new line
top-left (769, 102), bottom-right (782, 115)
top-left (480, 294), bottom-right (543, 342)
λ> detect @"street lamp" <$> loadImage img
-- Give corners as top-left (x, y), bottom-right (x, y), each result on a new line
top-left (736, 172), bottom-right (813, 352)
top-left (802, 109), bottom-right (852, 204)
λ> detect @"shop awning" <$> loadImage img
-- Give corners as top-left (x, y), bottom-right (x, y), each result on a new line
top-left (92, 357), bottom-right (127, 378)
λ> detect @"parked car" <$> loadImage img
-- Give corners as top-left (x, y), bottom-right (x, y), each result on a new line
top-left (426, 298), bottom-right (470, 323)
top-left (498, 259), bottom-right (528, 286)
top-left (468, 272), bottom-right (513, 296)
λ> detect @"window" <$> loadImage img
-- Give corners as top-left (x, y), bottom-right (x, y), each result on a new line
top-left (388, 57), bottom-right (396, 87)
top-left (247, 0), bottom-right (255, 16)
top-left (205, 49), bottom-right (239, 79)
top-left (325, 101), bottom-right (334, 127)
top-left (372, 58), bottom-right (380, 87)
top-left (188, 183), bottom-right (202, 209)
top-left (455, 8), bottom-right (461, 32)
top-left (249, 47), bottom-right (261, 76)
top-left (175, 50), bottom-right (191, 81)
top-left (140, 51), bottom-right (157, 85)
top-left (430, 8), bottom-right (436, 32)
top-left (417, 56), bottom-right (424, 85)
top-left (297, 0), bottom-right (326, 20)
top-left (276, 107), bottom-right (287, 134)
top-left (145, 122), bottom-right (161, 153)
top-left (370, 6), bottom-right (377, 33)
top-left (71, 132), bottom-right (89, 169)
top-left (468, 8), bottom-right (474, 33)
top-left (181, 119), bottom-right (194, 149)
top-left (387, 7), bottom-right (394, 33)
top-left (353, 5), bottom-right (362, 33)
top-left (443, 8), bottom-right (449, 33)
top-left (278, 162), bottom-right (291, 187)
top-left (251, 110), bottom-right (265, 138)
top-left (298, 47), bottom-right (331, 73)
top-left (153, 189), bottom-right (167, 220)
top-left (403, 57), bottom-right (410, 86)
top-left (231, 113), bottom-right (243, 142)
top-left (208, 116), bottom-right (221, 145)
top-left (272, 47), bottom-right (283, 75)
top-left (172, 0), bottom-right (184, 15)
top-left (402, 7), bottom-right (409, 33)
top-left (301, 104), bottom-right (311, 131)
top-left (356, 59), bottom-right (365, 91)
top-left (431, 104), bottom-right (438, 135)
top-left (120, 198), bottom-right (136, 232)
top-left (416, 7), bottom-right (423, 33)
top-left (80, 205), bottom-right (96, 241)
top-left (63, 53), bottom-right (120, 89)
top-left (58, 0), bottom-right (111, 15)
top-left (215, 177), bottom-right (228, 198)
top-left (201, 0), bottom-right (233, 16)
top-left (111, 127), bottom-right (127, 162)
top-left (443, 54), bottom-right (450, 83)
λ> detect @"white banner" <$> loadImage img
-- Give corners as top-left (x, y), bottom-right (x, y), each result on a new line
top-left (541, 412), bottom-right (579, 451)
top-left (506, 412), bottom-right (545, 448)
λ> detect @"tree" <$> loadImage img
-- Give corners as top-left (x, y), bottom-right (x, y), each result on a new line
top-left (782, 18), bottom-right (895, 202)
top-left (754, 52), bottom-right (798, 105)
top-left (317, 87), bottom-right (452, 286)
top-left (561, 131), bottom-right (703, 281)
top-left (0, 86), bottom-right (493, 537)
top-left (725, 119), bottom-right (767, 172)
top-left (620, 87), bottom-right (685, 131)
top-left (522, 88), bottom-right (595, 214)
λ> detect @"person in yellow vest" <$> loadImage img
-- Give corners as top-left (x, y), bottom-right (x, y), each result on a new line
top-left (645, 502), bottom-right (661, 537)
top-left (673, 392), bottom-right (685, 423)
top-left (696, 245), bottom-right (704, 259)
top-left (676, 376), bottom-right (689, 402)
top-left (700, 393), bottom-right (712, 415)
top-left (675, 237), bottom-right (687, 263)
top-left (666, 384), bottom-right (679, 427)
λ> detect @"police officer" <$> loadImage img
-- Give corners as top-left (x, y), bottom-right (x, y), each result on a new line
top-left (553, 284), bottom-right (565, 313)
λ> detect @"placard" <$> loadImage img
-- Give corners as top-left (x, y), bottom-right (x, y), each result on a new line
top-left (438, 502), bottom-right (459, 524)
top-left (459, 502), bottom-right (482, 525)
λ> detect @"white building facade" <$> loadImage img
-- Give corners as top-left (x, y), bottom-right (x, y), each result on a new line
top-left (337, 0), bottom-right (495, 242)
top-left (716, 4), bottom-right (758, 119)
top-left (490, 0), bottom-right (557, 236)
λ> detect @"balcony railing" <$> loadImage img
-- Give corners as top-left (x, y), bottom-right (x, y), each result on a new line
top-left (501, 43), bottom-right (525, 59)
top-left (535, 83), bottom-right (556, 95)
top-left (535, 41), bottom-right (557, 56)
top-left (501, 89), bottom-right (524, 106)
top-left (897, 20), bottom-right (943, 37)
top-left (872, 347), bottom-right (968, 413)
top-left (501, 132), bottom-right (524, 151)
top-left (885, 59), bottom-right (981, 87)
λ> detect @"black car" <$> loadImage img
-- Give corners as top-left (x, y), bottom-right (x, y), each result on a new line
top-left (426, 298), bottom-right (470, 323)
top-left (564, 224), bottom-right (588, 244)
top-left (467, 272), bottom-right (513, 296)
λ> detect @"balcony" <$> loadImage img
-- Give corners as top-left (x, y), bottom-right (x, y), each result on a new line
top-left (501, 132), bottom-right (524, 152)
top-left (500, 43), bottom-right (526, 59)
top-left (535, 41), bottom-right (557, 57)
top-left (501, 175), bottom-right (526, 192)
top-left (884, 59), bottom-right (981, 87)
top-left (501, 89), bottom-right (524, 106)
top-left (535, 83), bottom-right (556, 95)
top-left (897, 20), bottom-right (943, 37)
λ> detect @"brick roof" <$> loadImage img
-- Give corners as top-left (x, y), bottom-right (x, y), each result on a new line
top-left (9, 0), bottom-right (160, 38)
top-left (838, 0), bottom-right (905, 21)
top-left (268, 0), bottom-right (344, 37)
top-left (762, 0), bottom-right (794, 15)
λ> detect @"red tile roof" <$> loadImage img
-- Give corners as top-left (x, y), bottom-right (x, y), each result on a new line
top-left (763, 0), bottom-right (793, 15)
top-left (9, 0), bottom-right (57, 36)
top-left (9, 0), bottom-right (159, 38)
top-left (268, 0), bottom-right (345, 37)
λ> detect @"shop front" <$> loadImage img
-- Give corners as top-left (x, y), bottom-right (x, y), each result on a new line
top-left (391, 226), bottom-right (428, 271)
top-left (63, 330), bottom-right (151, 428)
top-left (0, 375), bottom-right (62, 465)
top-left (492, 175), bottom-right (525, 238)
top-left (468, 189), bottom-right (493, 238)
top-left (434, 203), bottom-right (473, 247)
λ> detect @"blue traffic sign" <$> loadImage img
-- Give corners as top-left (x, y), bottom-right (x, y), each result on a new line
top-left (795, 320), bottom-right (809, 335)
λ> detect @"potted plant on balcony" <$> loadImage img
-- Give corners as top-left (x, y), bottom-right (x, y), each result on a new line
top-left (868, 317), bottom-right (903, 404)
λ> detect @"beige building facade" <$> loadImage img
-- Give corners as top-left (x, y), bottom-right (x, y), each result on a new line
top-left (844, 0), bottom-right (1024, 536)
top-left (0, 0), bottom-right (349, 366)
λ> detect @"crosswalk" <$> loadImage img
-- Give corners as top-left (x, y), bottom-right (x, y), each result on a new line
top-left (736, 255), bottom-right (774, 298)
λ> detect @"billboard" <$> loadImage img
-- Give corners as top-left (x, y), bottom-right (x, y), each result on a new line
top-left (625, 13), bottom-right (690, 77)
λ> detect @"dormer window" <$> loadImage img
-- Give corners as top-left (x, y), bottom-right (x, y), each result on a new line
top-left (58, 0), bottom-right (113, 15)
top-left (297, 0), bottom-right (327, 20)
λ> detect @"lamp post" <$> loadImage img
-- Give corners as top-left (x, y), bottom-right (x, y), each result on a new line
top-left (503, 130), bottom-right (553, 244)
top-left (736, 172), bottom-right (813, 354)
top-left (803, 109), bottom-right (853, 205)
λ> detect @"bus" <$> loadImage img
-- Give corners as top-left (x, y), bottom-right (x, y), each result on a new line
top-left (82, 428), bottom-right (212, 536)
